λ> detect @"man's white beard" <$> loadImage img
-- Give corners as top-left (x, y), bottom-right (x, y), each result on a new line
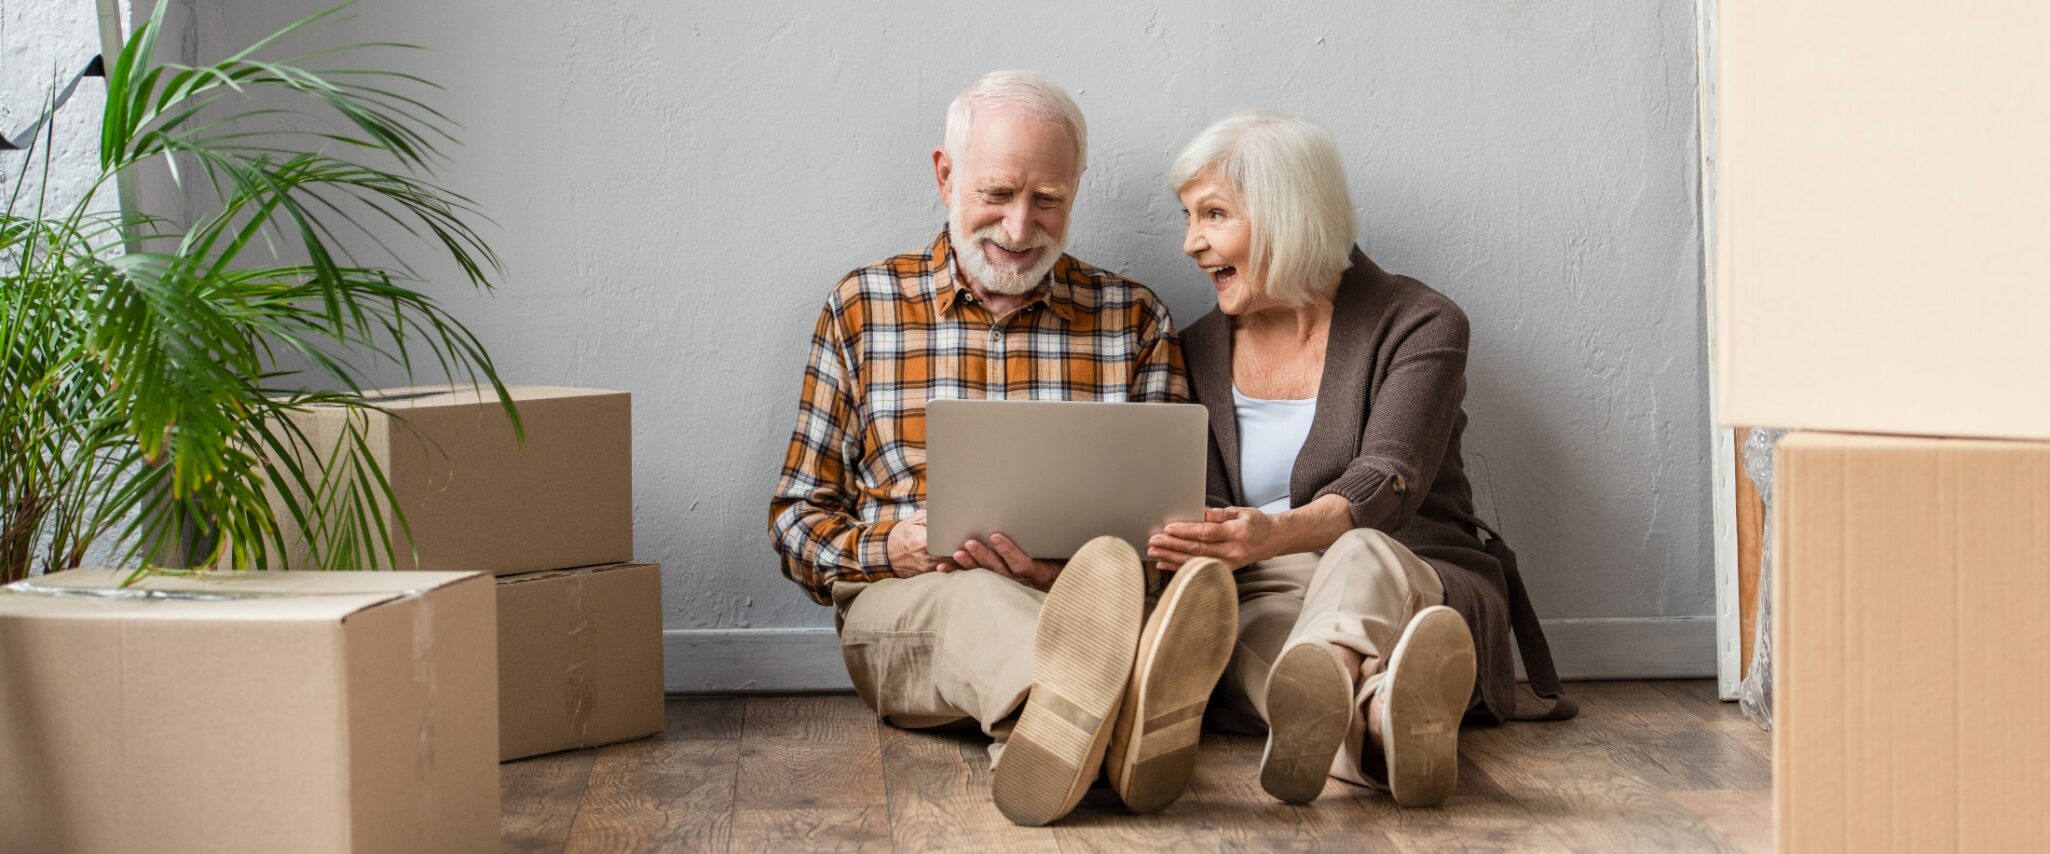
top-left (948, 211), bottom-right (1066, 297)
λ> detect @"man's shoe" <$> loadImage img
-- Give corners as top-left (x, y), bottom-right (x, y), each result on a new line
top-left (1103, 557), bottom-right (1237, 814)
top-left (1378, 605), bottom-right (1476, 807)
top-left (1258, 641), bottom-right (1354, 804)
top-left (990, 536), bottom-right (1146, 826)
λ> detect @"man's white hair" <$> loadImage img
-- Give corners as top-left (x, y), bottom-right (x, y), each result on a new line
top-left (943, 70), bottom-right (1088, 173)
top-left (1171, 111), bottom-right (1357, 305)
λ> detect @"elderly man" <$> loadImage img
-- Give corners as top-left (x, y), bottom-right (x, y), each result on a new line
top-left (768, 71), bottom-right (1237, 826)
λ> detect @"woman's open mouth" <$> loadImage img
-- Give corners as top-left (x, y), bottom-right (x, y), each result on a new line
top-left (1205, 265), bottom-right (1237, 292)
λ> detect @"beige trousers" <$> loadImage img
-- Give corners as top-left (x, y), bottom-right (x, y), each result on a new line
top-left (833, 528), bottom-right (1444, 787)
top-left (834, 568), bottom-right (1046, 734)
top-left (1207, 528), bottom-right (1446, 787)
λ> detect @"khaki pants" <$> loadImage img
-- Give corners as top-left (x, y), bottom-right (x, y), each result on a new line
top-left (1207, 528), bottom-right (1445, 787)
top-left (834, 529), bottom-right (1443, 785)
top-left (835, 568), bottom-right (1045, 734)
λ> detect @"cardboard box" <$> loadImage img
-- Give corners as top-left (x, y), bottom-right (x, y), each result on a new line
top-left (261, 385), bottom-right (632, 574)
top-left (497, 562), bottom-right (665, 761)
top-left (1716, 3), bottom-right (2050, 440)
top-left (0, 568), bottom-right (500, 854)
top-left (1774, 433), bottom-right (2050, 851)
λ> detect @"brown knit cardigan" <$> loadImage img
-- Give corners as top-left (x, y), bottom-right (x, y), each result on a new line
top-left (1179, 249), bottom-right (1576, 724)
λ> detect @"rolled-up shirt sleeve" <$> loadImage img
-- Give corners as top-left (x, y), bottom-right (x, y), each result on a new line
top-left (768, 300), bottom-right (897, 604)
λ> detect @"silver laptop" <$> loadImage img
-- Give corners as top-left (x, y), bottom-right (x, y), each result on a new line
top-left (926, 399), bottom-right (1209, 559)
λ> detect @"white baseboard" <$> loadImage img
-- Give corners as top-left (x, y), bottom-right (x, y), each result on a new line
top-left (664, 615), bottom-right (1715, 694)
top-left (1524, 616), bottom-right (1717, 682)
top-left (664, 626), bottom-right (853, 693)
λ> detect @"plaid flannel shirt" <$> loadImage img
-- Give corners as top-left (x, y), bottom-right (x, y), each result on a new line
top-left (769, 229), bottom-right (1191, 604)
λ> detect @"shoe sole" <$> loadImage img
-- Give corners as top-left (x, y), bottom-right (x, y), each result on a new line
top-left (1259, 642), bottom-right (1354, 804)
top-left (1381, 605), bottom-right (1476, 807)
top-left (1105, 557), bottom-right (1237, 814)
top-left (991, 536), bottom-right (1146, 826)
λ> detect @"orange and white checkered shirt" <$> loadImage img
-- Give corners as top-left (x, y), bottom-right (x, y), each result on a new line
top-left (769, 229), bottom-right (1190, 604)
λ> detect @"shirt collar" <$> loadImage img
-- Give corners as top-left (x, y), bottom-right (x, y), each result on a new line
top-left (929, 228), bottom-right (1076, 322)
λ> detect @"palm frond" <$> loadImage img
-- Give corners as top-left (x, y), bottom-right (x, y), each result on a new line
top-left (2, 1), bottom-right (516, 583)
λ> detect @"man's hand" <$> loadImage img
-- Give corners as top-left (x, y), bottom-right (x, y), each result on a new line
top-left (886, 510), bottom-right (956, 577)
top-left (952, 532), bottom-right (1065, 591)
top-left (1148, 506), bottom-right (1279, 570)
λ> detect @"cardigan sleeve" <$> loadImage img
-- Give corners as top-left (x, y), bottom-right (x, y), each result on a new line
top-left (1313, 300), bottom-right (1469, 532)
top-left (1204, 433), bottom-right (1234, 509)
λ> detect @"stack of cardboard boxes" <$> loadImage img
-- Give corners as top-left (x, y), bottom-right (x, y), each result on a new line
top-left (266, 385), bottom-right (666, 763)
top-left (1719, 3), bottom-right (2050, 850)
top-left (0, 385), bottom-right (663, 853)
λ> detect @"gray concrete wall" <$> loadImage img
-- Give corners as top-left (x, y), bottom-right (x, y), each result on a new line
top-left (2, 2), bottom-right (120, 225)
top-left (167, 0), bottom-right (1714, 683)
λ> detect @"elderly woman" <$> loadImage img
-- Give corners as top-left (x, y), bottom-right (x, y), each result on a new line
top-left (1148, 112), bottom-right (1576, 806)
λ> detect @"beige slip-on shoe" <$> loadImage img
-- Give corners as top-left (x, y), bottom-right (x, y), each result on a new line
top-left (1377, 604), bottom-right (1477, 807)
top-left (990, 536), bottom-right (1147, 826)
top-left (1259, 640), bottom-right (1355, 803)
top-left (1103, 557), bottom-right (1237, 814)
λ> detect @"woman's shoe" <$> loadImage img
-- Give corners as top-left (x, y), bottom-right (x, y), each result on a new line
top-left (990, 536), bottom-right (1147, 826)
top-left (1259, 641), bottom-right (1355, 803)
top-left (1103, 557), bottom-right (1237, 814)
top-left (1376, 605), bottom-right (1476, 807)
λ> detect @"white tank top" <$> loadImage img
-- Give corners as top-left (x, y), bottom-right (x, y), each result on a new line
top-left (1232, 385), bottom-right (1318, 514)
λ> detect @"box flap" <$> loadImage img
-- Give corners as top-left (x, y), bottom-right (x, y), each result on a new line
top-left (0, 569), bottom-right (482, 622)
top-left (329, 384), bottom-right (627, 411)
top-left (1778, 431), bottom-right (2050, 453)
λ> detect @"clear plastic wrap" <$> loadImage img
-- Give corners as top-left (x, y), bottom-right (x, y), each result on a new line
top-left (1738, 427), bottom-right (1786, 731)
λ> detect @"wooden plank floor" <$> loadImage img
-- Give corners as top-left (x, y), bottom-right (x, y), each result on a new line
top-left (502, 679), bottom-right (1770, 853)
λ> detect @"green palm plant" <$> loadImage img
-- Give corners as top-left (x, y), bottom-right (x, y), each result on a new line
top-left (2, 2), bottom-right (515, 583)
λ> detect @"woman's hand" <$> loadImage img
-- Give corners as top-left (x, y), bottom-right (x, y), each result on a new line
top-left (1148, 507), bottom-right (1279, 571)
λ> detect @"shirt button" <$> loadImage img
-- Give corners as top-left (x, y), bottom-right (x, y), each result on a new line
top-left (989, 328), bottom-right (1002, 341)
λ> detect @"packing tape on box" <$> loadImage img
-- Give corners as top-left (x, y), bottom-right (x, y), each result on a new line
top-left (414, 596), bottom-right (439, 832)
top-left (565, 572), bottom-right (597, 744)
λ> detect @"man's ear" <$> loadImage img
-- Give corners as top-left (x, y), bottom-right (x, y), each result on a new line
top-left (933, 147), bottom-right (952, 205)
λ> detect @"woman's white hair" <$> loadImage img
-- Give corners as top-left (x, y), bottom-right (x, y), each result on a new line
top-left (944, 70), bottom-right (1088, 173)
top-left (1171, 111), bottom-right (1357, 305)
